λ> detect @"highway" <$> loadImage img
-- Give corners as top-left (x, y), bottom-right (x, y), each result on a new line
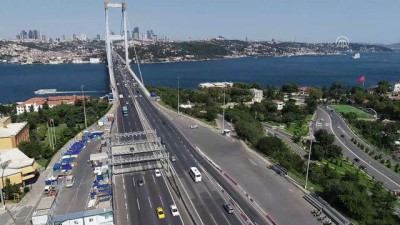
top-left (131, 81), bottom-right (277, 224)
top-left (112, 64), bottom-right (185, 225)
top-left (315, 106), bottom-right (400, 191)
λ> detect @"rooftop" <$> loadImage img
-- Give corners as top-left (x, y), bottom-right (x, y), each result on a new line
top-left (0, 122), bottom-right (28, 138)
top-left (0, 148), bottom-right (35, 169)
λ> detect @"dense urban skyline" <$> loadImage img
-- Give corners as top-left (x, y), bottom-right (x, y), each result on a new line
top-left (1, 1), bottom-right (400, 44)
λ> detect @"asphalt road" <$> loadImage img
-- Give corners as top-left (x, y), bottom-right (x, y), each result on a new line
top-left (160, 109), bottom-right (320, 225)
top-left (112, 64), bottom-right (186, 225)
top-left (316, 106), bottom-right (400, 191)
top-left (135, 86), bottom-right (278, 225)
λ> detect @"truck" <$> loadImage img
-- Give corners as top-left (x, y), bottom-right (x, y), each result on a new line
top-left (65, 175), bottom-right (74, 188)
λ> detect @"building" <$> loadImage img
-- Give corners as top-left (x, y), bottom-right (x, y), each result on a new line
top-left (250, 88), bottom-right (263, 103)
top-left (62, 35), bottom-right (66, 41)
top-left (133, 27), bottom-right (139, 40)
top-left (72, 34), bottom-right (77, 40)
top-left (0, 117), bottom-right (29, 149)
top-left (90, 58), bottom-right (101, 63)
top-left (20, 30), bottom-right (28, 39)
top-left (16, 96), bottom-right (85, 115)
top-left (297, 87), bottom-right (309, 96)
top-left (393, 82), bottom-right (400, 95)
top-left (198, 82), bottom-right (233, 88)
top-left (42, 35), bottom-right (47, 42)
top-left (52, 208), bottom-right (114, 225)
top-left (272, 100), bottom-right (285, 110)
top-left (28, 30), bottom-right (34, 39)
top-left (34, 30), bottom-right (40, 40)
top-left (16, 35), bottom-right (21, 40)
top-left (96, 34), bottom-right (101, 41)
top-left (146, 30), bottom-right (154, 40)
top-left (0, 148), bottom-right (39, 188)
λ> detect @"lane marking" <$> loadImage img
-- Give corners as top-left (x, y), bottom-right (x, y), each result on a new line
top-left (159, 195), bottom-right (164, 207)
top-left (148, 197), bottom-right (153, 208)
top-left (209, 213), bottom-right (218, 225)
top-left (137, 198), bottom-right (140, 210)
top-left (152, 174), bottom-right (156, 183)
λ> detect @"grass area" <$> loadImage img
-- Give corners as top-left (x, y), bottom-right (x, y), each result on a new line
top-left (329, 104), bottom-right (375, 119)
top-left (322, 158), bottom-right (375, 189)
top-left (285, 115), bottom-right (312, 136)
top-left (288, 170), bottom-right (324, 193)
top-left (43, 123), bottom-right (67, 146)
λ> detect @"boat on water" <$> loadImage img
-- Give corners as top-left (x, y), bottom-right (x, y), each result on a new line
top-left (353, 53), bottom-right (360, 59)
top-left (34, 89), bottom-right (57, 95)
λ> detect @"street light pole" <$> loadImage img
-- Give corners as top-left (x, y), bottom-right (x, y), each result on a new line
top-left (0, 160), bottom-right (11, 209)
top-left (81, 85), bottom-right (88, 128)
top-left (177, 77), bottom-right (180, 115)
top-left (305, 122), bottom-right (314, 190)
top-left (222, 89), bottom-right (225, 132)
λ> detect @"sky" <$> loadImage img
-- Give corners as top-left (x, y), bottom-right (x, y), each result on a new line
top-left (0, 0), bottom-right (399, 44)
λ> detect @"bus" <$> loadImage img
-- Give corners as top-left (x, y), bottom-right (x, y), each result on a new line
top-left (122, 105), bottom-right (128, 117)
top-left (189, 167), bottom-right (202, 182)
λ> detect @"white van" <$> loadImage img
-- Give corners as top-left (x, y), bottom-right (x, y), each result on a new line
top-left (44, 185), bottom-right (51, 194)
top-left (66, 175), bottom-right (74, 188)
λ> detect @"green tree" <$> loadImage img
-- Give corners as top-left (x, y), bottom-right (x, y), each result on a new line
top-left (4, 178), bottom-right (19, 200)
top-left (314, 129), bottom-right (335, 146)
top-left (281, 83), bottom-right (298, 93)
top-left (257, 136), bottom-right (286, 156)
top-left (376, 80), bottom-right (390, 94)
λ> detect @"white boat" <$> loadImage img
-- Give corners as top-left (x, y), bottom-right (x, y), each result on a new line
top-left (353, 53), bottom-right (360, 59)
top-left (34, 89), bottom-right (57, 95)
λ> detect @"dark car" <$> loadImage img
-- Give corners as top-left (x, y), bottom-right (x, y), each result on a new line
top-left (354, 158), bottom-right (360, 163)
top-left (223, 204), bottom-right (234, 214)
top-left (359, 165), bottom-right (366, 170)
top-left (162, 121), bottom-right (167, 125)
top-left (340, 134), bottom-right (345, 138)
top-left (137, 180), bottom-right (144, 186)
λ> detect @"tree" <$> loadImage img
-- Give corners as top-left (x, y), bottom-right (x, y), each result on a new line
top-left (376, 80), bottom-right (390, 94)
top-left (42, 101), bottom-right (49, 110)
top-left (251, 83), bottom-right (262, 90)
top-left (308, 87), bottom-right (323, 100)
top-left (329, 82), bottom-right (345, 101)
top-left (205, 107), bottom-right (218, 122)
top-left (325, 144), bottom-right (342, 159)
top-left (19, 141), bottom-right (42, 159)
top-left (311, 144), bottom-right (325, 161)
top-left (29, 104), bottom-right (35, 112)
top-left (257, 136), bottom-right (286, 156)
top-left (4, 178), bottom-right (19, 200)
top-left (314, 129), bottom-right (335, 146)
top-left (281, 83), bottom-right (298, 93)
top-left (305, 97), bottom-right (317, 114)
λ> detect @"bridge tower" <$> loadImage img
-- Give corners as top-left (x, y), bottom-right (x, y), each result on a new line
top-left (104, 0), bottom-right (130, 100)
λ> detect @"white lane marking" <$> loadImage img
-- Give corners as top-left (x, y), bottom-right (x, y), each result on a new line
top-left (248, 158), bottom-right (258, 166)
top-left (133, 176), bottom-right (135, 186)
top-left (321, 108), bottom-right (400, 188)
top-left (159, 195), bottom-right (164, 206)
top-left (161, 170), bottom-right (186, 225)
top-left (152, 174), bottom-right (156, 183)
top-left (209, 213), bottom-right (218, 225)
top-left (137, 198), bottom-right (140, 210)
top-left (142, 174), bottom-right (146, 185)
top-left (148, 197), bottom-right (153, 208)
top-left (182, 154), bottom-right (188, 161)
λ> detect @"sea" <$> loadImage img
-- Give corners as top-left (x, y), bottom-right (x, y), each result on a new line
top-left (1, 52), bottom-right (399, 103)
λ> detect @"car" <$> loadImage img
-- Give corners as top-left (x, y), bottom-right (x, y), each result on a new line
top-left (156, 207), bottom-right (165, 219)
top-left (162, 121), bottom-right (167, 125)
top-left (320, 118), bottom-right (324, 122)
top-left (128, 95), bottom-right (130, 98)
top-left (354, 158), bottom-right (360, 163)
top-left (137, 180), bottom-right (144, 186)
top-left (223, 203), bottom-right (234, 214)
top-left (170, 204), bottom-right (180, 216)
top-left (190, 125), bottom-right (198, 129)
top-left (161, 140), bottom-right (165, 145)
top-left (139, 94), bottom-right (142, 97)
top-left (155, 169), bottom-right (161, 177)
top-left (126, 102), bottom-right (129, 105)
top-left (170, 156), bottom-right (177, 162)
top-left (340, 134), bottom-right (345, 138)
top-left (136, 90), bottom-right (139, 94)
top-left (359, 165), bottom-right (367, 170)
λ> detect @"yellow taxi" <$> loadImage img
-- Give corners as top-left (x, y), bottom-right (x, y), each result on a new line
top-left (157, 207), bottom-right (165, 219)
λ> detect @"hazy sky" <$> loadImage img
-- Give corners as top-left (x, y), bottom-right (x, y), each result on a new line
top-left (1, 0), bottom-right (399, 43)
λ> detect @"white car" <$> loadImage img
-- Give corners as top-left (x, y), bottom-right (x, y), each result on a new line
top-left (155, 169), bottom-right (161, 177)
top-left (190, 125), bottom-right (198, 129)
top-left (170, 205), bottom-right (180, 217)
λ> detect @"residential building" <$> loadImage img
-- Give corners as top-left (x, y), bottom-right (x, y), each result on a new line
top-left (146, 30), bottom-right (154, 40)
top-left (297, 86), bottom-right (309, 96)
top-left (0, 148), bottom-right (39, 187)
top-left (16, 96), bottom-right (85, 115)
top-left (0, 116), bottom-right (29, 149)
top-left (250, 88), bottom-right (263, 103)
top-left (272, 99), bottom-right (285, 110)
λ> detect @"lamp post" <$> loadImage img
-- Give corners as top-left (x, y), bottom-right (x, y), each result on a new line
top-left (177, 77), bottom-right (180, 115)
top-left (0, 160), bottom-right (12, 209)
top-left (81, 85), bottom-right (88, 128)
top-left (222, 89), bottom-right (226, 132)
top-left (304, 122), bottom-right (315, 190)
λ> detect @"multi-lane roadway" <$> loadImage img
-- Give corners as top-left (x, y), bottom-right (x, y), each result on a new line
top-left (315, 106), bottom-right (400, 191)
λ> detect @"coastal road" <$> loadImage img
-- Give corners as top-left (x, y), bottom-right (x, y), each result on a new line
top-left (157, 106), bottom-right (320, 225)
top-left (316, 106), bottom-right (400, 191)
